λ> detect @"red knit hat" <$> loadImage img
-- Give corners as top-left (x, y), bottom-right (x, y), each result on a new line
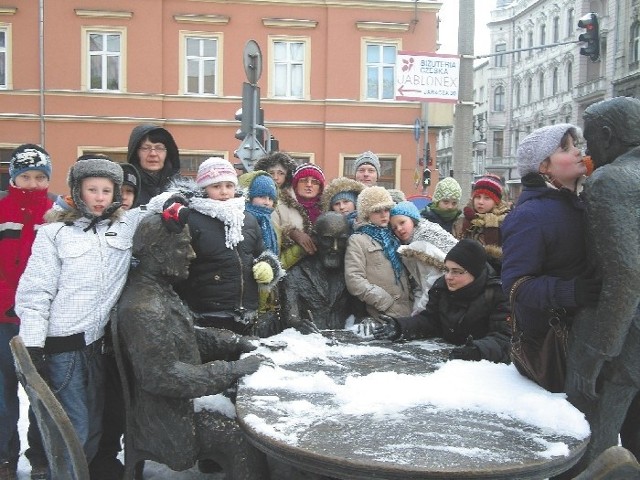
top-left (473, 175), bottom-right (502, 204)
top-left (292, 163), bottom-right (326, 192)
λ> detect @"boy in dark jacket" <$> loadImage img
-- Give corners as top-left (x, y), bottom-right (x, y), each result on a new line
top-left (373, 239), bottom-right (511, 363)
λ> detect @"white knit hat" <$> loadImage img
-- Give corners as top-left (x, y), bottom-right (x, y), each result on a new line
top-left (516, 124), bottom-right (579, 177)
top-left (196, 157), bottom-right (238, 188)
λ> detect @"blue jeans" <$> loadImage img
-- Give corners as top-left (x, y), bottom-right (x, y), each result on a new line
top-left (0, 323), bottom-right (20, 464)
top-left (45, 341), bottom-right (105, 463)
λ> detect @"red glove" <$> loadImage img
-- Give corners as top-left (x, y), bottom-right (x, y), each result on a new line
top-left (162, 202), bottom-right (190, 233)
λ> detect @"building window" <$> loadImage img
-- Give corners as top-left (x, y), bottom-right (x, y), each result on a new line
top-left (553, 16), bottom-right (560, 43)
top-left (343, 155), bottom-right (397, 188)
top-left (527, 32), bottom-right (534, 57)
top-left (365, 42), bottom-right (397, 100)
top-left (514, 82), bottom-right (521, 107)
top-left (494, 43), bottom-right (506, 67)
top-left (182, 34), bottom-right (220, 96)
top-left (632, 23), bottom-right (640, 64)
top-left (566, 62), bottom-right (573, 91)
top-left (493, 131), bottom-right (504, 159)
top-left (538, 73), bottom-right (545, 100)
top-left (539, 24), bottom-right (546, 46)
top-left (86, 31), bottom-right (123, 91)
top-left (493, 85), bottom-right (505, 112)
top-left (552, 67), bottom-right (558, 95)
top-left (527, 77), bottom-right (533, 103)
top-left (0, 27), bottom-right (6, 89)
top-left (567, 8), bottom-right (574, 37)
top-left (516, 37), bottom-right (522, 62)
top-left (270, 37), bottom-right (308, 99)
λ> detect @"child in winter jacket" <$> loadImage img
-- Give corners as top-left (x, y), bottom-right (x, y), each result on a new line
top-left (345, 187), bottom-right (413, 319)
top-left (389, 201), bottom-right (458, 315)
top-left (420, 177), bottom-right (462, 234)
top-left (15, 156), bottom-right (176, 465)
top-left (453, 175), bottom-right (510, 272)
top-left (0, 144), bottom-right (53, 478)
top-left (175, 158), bottom-right (284, 336)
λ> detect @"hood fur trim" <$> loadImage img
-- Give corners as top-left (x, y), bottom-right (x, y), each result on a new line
top-left (320, 177), bottom-right (365, 212)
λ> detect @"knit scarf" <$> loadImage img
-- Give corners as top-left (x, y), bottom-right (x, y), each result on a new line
top-left (429, 204), bottom-right (461, 222)
top-left (246, 203), bottom-right (279, 255)
top-left (358, 223), bottom-right (403, 283)
top-left (190, 196), bottom-right (245, 248)
top-left (296, 195), bottom-right (322, 224)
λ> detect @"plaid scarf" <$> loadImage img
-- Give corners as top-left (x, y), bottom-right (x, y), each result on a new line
top-left (246, 203), bottom-right (279, 256)
top-left (358, 223), bottom-right (403, 283)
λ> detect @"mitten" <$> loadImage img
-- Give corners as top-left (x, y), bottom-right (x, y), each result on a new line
top-left (27, 347), bottom-right (47, 380)
top-left (372, 315), bottom-right (401, 341)
top-left (448, 335), bottom-right (481, 361)
top-left (253, 262), bottom-right (274, 284)
top-left (574, 274), bottom-right (602, 307)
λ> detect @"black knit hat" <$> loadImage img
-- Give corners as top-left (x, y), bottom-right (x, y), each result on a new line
top-left (444, 238), bottom-right (487, 278)
top-left (120, 163), bottom-right (141, 207)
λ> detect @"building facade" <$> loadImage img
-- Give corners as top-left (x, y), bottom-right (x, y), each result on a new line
top-left (0, 0), bottom-right (450, 195)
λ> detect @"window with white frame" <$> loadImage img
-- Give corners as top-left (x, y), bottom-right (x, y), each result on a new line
top-left (494, 43), bottom-right (506, 67)
top-left (514, 82), bottom-right (521, 107)
top-left (527, 31), bottom-right (534, 57)
top-left (87, 30), bottom-right (122, 91)
top-left (516, 37), bottom-right (522, 62)
top-left (0, 28), bottom-right (6, 88)
top-left (567, 62), bottom-right (573, 91)
top-left (632, 23), bottom-right (640, 64)
top-left (365, 42), bottom-right (396, 100)
top-left (184, 35), bottom-right (219, 95)
top-left (494, 85), bottom-right (505, 112)
top-left (272, 39), bottom-right (306, 99)
top-left (527, 77), bottom-right (533, 103)
top-left (539, 24), bottom-right (546, 46)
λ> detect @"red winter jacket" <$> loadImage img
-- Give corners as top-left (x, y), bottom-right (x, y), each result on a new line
top-left (0, 185), bottom-right (53, 325)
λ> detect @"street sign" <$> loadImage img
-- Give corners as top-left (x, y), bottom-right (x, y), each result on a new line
top-left (395, 52), bottom-right (460, 103)
top-left (234, 133), bottom-right (267, 172)
top-left (243, 40), bottom-right (262, 85)
top-left (413, 118), bottom-right (422, 142)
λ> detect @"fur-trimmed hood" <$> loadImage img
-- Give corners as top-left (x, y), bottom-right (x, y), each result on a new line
top-left (254, 152), bottom-right (298, 189)
top-left (398, 241), bottom-right (447, 271)
top-left (320, 177), bottom-right (365, 212)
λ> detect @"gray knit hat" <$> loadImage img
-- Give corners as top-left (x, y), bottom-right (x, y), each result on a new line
top-left (516, 124), bottom-right (579, 177)
top-left (68, 156), bottom-right (123, 218)
top-left (354, 151), bottom-right (381, 177)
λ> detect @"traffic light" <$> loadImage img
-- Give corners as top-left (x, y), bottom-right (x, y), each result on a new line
top-left (578, 13), bottom-right (599, 62)
top-left (422, 168), bottom-right (431, 187)
top-left (235, 82), bottom-right (259, 140)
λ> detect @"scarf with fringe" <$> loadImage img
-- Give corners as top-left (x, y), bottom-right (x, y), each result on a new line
top-left (190, 196), bottom-right (245, 249)
top-left (358, 223), bottom-right (404, 283)
top-left (246, 203), bottom-right (279, 255)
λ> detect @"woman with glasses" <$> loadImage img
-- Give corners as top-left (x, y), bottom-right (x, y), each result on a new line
top-left (372, 239), bottom-right (511, 364)
top-left (126, 124), bottom-right (181, 205)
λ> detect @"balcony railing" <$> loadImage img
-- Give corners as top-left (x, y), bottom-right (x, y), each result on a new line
top-left (574, 78), bottom-right (607, 101)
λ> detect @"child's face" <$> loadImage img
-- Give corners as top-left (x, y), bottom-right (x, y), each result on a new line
top-left (205, 181), bottom-right (236, 201)
top-left (251, 196), bottom-right (274, 208)
top-left (368, 208), bottom-right (390, 227)
top-left (81, 177), bottom-right (115, 215)
top-left (332, 199), bottom-right (355, 214)
top-left (438, 198), bottom-right (458, 210)
top-left (390, 215), bottom-right (415, 243)
top-left (473, 194), bottom-right (496, 214)
top-left (13, 170), bottom-right (50, 191)
top-left (267, 164), bottom-right (287, 187)
top-left (120, 185), bottom-right (136, 210)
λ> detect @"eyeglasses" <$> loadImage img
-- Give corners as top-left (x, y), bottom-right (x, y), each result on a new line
top-left (299, 177), bottom-right (321, 186)
top-left (138, 145), bottom-right (167, 153)
top-left (444, 268), bottom-right (467, 277)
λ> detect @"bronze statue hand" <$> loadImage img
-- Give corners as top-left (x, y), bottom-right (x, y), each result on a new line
top-left (357, 317), bottom-right (383, 337)
top-left (566, 344), bottom-right (604, 402)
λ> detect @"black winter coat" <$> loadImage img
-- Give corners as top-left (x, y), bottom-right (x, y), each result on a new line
top-left (396, 266), bottom-right (511, 363)
top-left (176, 211), bottom-right (264, 313)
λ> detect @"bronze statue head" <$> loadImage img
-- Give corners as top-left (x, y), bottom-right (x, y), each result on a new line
top-left (312, 212), bottom-right (350, 270)
top-left (583, 96), bottom-right (640, 169)
top-left (132, 214), bottom-right (195, 282)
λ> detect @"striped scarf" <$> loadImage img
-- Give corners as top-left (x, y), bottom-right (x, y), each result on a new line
top-left (358, 224), bottom-right (403, 283)
top-left (246, 203), bottom-right (279, 256)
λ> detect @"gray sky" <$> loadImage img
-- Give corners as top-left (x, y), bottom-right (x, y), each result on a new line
top-left (438, 0), bottom-right (492, 56)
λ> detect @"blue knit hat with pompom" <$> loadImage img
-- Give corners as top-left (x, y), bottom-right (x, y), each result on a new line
top-left (249, 173), bottom-right (277, 202)
top-left (390, 201), bottom-right (421, 223)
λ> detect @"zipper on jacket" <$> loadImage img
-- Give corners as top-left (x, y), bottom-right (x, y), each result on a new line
top-left (234, 248), bottom-right (245, 314)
